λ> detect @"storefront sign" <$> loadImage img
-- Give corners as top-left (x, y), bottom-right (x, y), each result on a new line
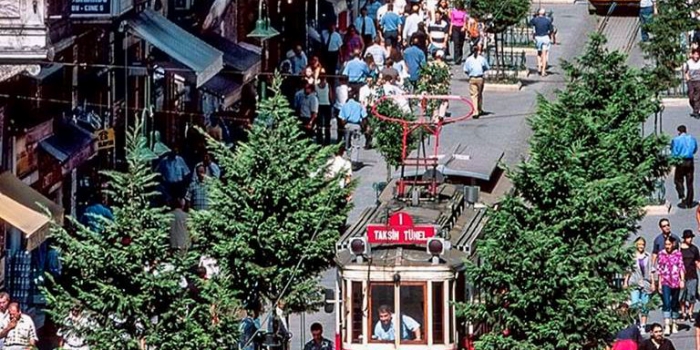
top-left (367, 212), bottom-right (437, 245)
top-left (70, 0), bottom-right (111, 15)
top-left (16, 120), bottom-right (53, 178)
top-left (95, 128), bottom-right (115, 150)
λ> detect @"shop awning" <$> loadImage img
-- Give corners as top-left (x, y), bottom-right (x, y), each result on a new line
top-left (157, 61), bottom-right (243, 108)
top-left (0, 172), bottom-right (64, 251)
top-left (39, 123), bottom-right (96, 175)
top-left (126, 9), bottom-right (223, 88)
top-left (0, 65), bottom-right (40, 83)
top-left (202, 74), bottom-right (242, 108)
top-left (202, 35), bottom-right (261, 83)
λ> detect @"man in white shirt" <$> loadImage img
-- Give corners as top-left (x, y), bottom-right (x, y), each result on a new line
top-left (321, 23), bottom-right (343, 75)
top-left (326, 145), bottom-right (353, 189)
top-left (0, 303), bottom-right (38, 350)
top-left (402, 7), bottom-right (422, 43)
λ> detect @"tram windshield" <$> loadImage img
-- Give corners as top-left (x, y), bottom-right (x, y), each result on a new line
top-left (370, 283), bottom-right (425, 343)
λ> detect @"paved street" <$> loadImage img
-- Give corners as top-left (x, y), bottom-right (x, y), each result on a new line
top-left (288, 3), bottom-right (598, 348)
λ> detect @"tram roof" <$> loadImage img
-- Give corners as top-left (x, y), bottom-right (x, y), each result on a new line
top-left (336, 183), bottom-right (488, 269)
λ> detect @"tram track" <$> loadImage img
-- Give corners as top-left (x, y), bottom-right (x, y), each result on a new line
top-left (597, 3), bottom-right (640, 54)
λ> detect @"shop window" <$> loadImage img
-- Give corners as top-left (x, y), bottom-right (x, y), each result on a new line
top-left (351, 281), bottom-right (363, 343)
top-left (399, 284), bottom-right (425, 343)
top-left (432, 282), bottom-right (444, 344)
top-left (370, 283), bottom-right (395, 342)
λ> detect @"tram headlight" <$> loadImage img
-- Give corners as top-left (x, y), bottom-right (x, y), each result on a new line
top-left (427, 238), bottom-right (448, 256)
top-left (349, 237), bottom-right (370, 260)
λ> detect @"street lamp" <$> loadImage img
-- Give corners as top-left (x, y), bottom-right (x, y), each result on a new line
top-left (248, 0), bottom-right (279, 100)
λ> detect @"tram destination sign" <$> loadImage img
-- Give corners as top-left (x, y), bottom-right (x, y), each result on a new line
top-left (366, 212), bottom-right (437, 245)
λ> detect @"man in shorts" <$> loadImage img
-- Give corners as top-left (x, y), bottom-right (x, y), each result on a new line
top-left (530, 8), bottom-right (553, 77)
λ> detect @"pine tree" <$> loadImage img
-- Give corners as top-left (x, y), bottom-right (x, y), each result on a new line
top-left (44, 118), bottom-right (239, 349)
top-left (642, 0), bottom-right (700, 90)
top-left (191, 74), bottom-right (352, 313)
top-left (461, 35), bottom-right (669, 350)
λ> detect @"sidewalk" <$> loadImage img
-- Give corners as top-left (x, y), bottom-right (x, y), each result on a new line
top-left (288, 3), bottom-right (598, 349)
top-left (629, 27), bottom-right (697, 350)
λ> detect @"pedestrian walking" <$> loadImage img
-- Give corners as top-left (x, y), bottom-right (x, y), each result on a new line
top-left (449, 0), bottom-right (467, 64)
top-left (530, 8), bottom-right (554, 76)
top-left (611, 303), bottom-right (643, 350)
top-left (168, 197), bottom-right (191, 256)
top-left (298, 84), bottom-right (320, 138)
top-left (639, 0), bottom-right (657, 42)
top-left (58, 303), bottom-right (91, 350)
top-left (355, 7), bottom-right (377, 47)
top-left (656, 236), bottom-right (685, 335)
top-left (684, 49), bottom-right (700, 117)
top-left (0, 303), bottom-right (38, 350)
top-left (334, 75), bottom-right (350, 142)
top-left (671, 125), bottom-right (697, 208)
top-left (463, 44), bottom-right (489, 118)
top-left (428, 11), bottom-right (449, 55)
top-left (403, 37), bottom-right (427, 89)
top-left (640, 324), bottom-right (676, 350)
top-left (680, 229), bottom-right (700, 321)
top-left (343, 49), bottom-right (371, 92)
top-left (624, 237), bottom-right (654, 334)
top-left (652, 218), bottom-right (681, 266)
top-left (304, 322), bottom-right (334, 350)
top-left (321, 23), bottom-right (343, 75)
top-left (342, 26), bottom-right (365, 62)
top-left (186, 165), bottom-right (211, 211)
top-left (315, 76), bottom-right (334, 145)
top-left (379, 3), bottom-right (402, 49)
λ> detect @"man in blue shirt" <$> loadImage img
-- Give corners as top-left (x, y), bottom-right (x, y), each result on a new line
top-left (342, 49), bottom-right (370, 91)
top-left (530, 8), bottom-right (553, 77)
top-left (463, 44), bottom-right (490, 118)
top-left (671, 124), bottom-right (698, 208)
top-left (289, 45), bottom-right (308, 75)
top-left (373, 305), bottom-right (421, 341)
top-left (380, 3), bottom-right (402, 48)
top-left (355, 7), bottom-right (377, 46)
top-left (338, 91), bottom-right (368, 150)
top-left (403, 37), bottom-right (426, 88)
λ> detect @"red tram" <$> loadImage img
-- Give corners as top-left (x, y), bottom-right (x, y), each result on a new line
top-left (332, 94), bottom-right (497, 350)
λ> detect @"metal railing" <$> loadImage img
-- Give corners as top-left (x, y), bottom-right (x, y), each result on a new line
top-left (660, 70), bottom-right (687, 98)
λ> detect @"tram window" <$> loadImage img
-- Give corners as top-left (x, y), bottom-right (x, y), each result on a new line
top-left (398, 284), bottom-right (425, 343)
top-left (432, 282), bottom-right (444, 344)
top-left (351, 281), bottom-right (363, 343)
top-left (449, 281), bottom-right (455, 343)
top-left (370, 283), bottom-right (395, 342)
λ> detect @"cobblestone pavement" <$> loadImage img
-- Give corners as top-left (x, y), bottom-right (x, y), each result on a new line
top-left (287, 4), bottom-right (601, 349)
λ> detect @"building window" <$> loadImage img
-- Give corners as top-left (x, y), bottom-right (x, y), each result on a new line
top-left (432, 281), bottom-right (444, 344)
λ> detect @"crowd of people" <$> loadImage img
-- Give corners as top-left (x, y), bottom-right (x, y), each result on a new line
top-left (276, 0), bottom-right (496, 146)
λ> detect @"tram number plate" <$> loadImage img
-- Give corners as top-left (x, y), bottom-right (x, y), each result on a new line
top-left (366, 225), bottom-right (436, 244)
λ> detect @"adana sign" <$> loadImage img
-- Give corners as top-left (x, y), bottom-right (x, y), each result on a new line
top-left (366, 212), bottom-right (437, 245)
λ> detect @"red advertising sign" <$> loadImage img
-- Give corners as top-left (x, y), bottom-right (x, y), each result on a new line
top-left (367, 212), bottom-right (437, 244)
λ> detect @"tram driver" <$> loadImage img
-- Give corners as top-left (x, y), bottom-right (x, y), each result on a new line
top-left (373, 305), bottom-right (422, 341)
